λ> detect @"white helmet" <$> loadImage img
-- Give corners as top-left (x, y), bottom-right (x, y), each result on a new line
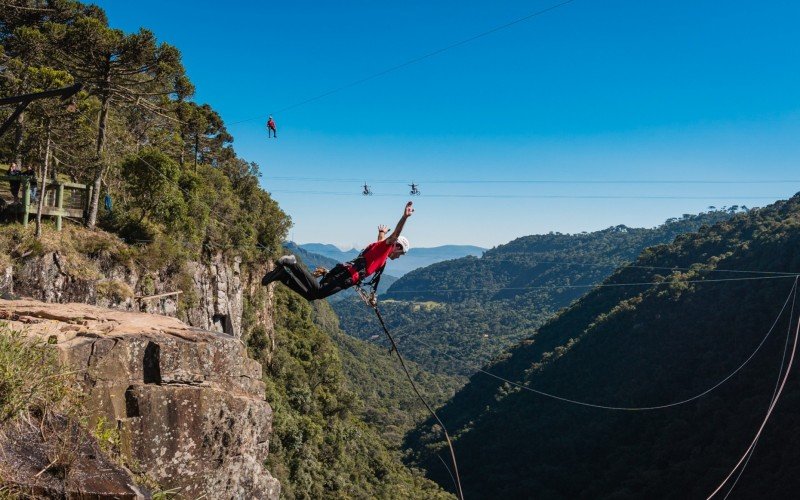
top-left (395, 236), bottom-right (410, 254)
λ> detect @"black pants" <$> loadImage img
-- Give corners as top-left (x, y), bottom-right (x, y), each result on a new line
top-left (279, 262), bottom-right (355, 301)
top-left (9, 181), bottom-right (20, 200)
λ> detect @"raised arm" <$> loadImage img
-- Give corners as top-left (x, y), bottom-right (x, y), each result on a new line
top-left (386, 202), bottom-right (414, 244)
top-left (377, 224), bottom-right (390, 242)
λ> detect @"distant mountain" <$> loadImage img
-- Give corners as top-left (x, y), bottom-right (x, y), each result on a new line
top-left (388, 245), bottom-right (487, 276)
top-left (284, 242), bottom-right (341, 269)
top-left (296, 242), bottom-right (486, 277)
top-left (333, 210), bottom-right (739, 378)
top-left (296, 243), bottom-right (359, 263)
top-left (406, 196), bottom-right (800, 498)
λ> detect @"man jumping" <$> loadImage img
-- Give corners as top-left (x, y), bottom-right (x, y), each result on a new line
top-left (262, 201), bottom-right (414, 302)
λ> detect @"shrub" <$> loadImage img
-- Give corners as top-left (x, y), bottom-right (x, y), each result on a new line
top-left (0, 324), bottom-right (77, 424)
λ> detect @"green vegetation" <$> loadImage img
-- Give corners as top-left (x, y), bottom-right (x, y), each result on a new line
top-left (333, 211), bottom-right (739, 378)
top-left (406, 195), bottom-right (800, 498)
top-left (310, 297), bottom-right (463, 449)
top-left (0, 323), bottom-right (84, 491)
top-left (246, 287), bottom-right (452, 499)
top-left (1, 2), bottom-right (290, 264)
top-left (271, 250), bottom-right (463, 450)
top-left (0, 324), bottom-right (75, 425)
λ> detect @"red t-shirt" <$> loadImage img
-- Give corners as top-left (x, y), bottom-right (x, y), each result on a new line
top-left (360, 240), bottom-right (393, 276)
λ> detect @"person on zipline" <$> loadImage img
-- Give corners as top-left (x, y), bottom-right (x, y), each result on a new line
top-left (262, 201), bottom-right (414, 302)
top-left (266, 116), bottom-right (277, 138)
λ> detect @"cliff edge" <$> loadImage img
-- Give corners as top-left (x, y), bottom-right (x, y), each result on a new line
top-left (0, 299), bottom-right (279, 499)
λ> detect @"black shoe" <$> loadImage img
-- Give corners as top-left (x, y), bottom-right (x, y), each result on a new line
top-left (277, 255), bottom-right (296, 266)
top-left (262, 267), bottom-right (286, 286)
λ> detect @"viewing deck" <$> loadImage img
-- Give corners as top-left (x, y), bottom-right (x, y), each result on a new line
top-left (1, 175), bottom-right (90, 229)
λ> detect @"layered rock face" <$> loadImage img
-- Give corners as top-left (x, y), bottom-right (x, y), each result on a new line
top-left (5, 251), bottom-right (249, 338)
top-left (0, 299), bottom-right (280, 499)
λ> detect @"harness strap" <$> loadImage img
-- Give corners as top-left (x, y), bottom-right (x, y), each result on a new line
top-left (343, 263), bottom-right (360, 284)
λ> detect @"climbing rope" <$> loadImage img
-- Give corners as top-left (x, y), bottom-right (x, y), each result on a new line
top-left (354, 284), bottom-right (465, 500)
top-left (722, 279), bottom-right (797, 499)
top-left (707, 276), bottom-right (800, 498)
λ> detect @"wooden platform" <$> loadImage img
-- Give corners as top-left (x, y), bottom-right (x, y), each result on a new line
top-left (1, 174), bottom-right (89, 229)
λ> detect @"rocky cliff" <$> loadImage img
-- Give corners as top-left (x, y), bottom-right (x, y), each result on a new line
top-left (4, 250), bottom-right (252, 339)
top-left (0, 299), bottom-right (280, 499)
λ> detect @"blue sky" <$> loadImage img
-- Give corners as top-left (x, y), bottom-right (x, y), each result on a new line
top-left (94, 0), bottom-right (800, 249)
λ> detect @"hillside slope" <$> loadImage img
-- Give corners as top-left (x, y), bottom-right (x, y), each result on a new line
top-left (248, 286), bottom-right (453, 499)
top-left (310, 300), bottom-right (463, 448)
top-left (406, 195), bottom-right (800, 499)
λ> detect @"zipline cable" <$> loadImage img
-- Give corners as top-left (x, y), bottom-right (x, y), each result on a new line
top-left (435, 454), bottom-right (459, 500)
top-left (63, 106), bottom-right (796, 273)
top-left (354, 286), bottom-right (465, 500)
top-left (266, 175), bottom-right (800, 186)
top-left (391, 278), bottom-right (797, 412)
top-left (43, 129), bottom-right (800, 282)
top-left (267, 189), bottom-right (783, 201)
top-left (707, 277), bottom-right (800, 499)
top-left (723, 280), bottom-right (798, 499)
top-left (229, 0), bottom-right (576, 125)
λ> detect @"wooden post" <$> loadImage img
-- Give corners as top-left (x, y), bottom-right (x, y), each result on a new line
top-left (56, 182), bottom-right (65, 231)
top-left (36, 129), bottom-right (51, 238)
top-left (21, 178), bottom-right (30, 227)
top-left (85, 183), bottom-right (93, 223)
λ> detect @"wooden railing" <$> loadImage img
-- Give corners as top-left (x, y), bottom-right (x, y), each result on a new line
top-left (1, 175), bottom-right (90, 229)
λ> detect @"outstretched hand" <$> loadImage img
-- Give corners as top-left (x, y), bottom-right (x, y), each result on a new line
top-left (378, 224), bottom-right (390, 233)
top-left (404, 201), bottom-right (414, 218)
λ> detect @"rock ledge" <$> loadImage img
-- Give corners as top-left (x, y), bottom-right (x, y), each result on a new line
top-left (0, 299), bottom-right (279, 499)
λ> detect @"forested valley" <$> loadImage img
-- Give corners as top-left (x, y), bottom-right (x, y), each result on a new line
top-left (404, 195), bottom-right (800, 498)
top-left (332, 209), bottom-right (739, 378)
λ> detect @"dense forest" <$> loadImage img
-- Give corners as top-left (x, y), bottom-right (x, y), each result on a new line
top-left (0, 2), bottom-right (450, 497)
top-left (310, 294), bottom-right (462, 449)
top-left (246, 286), bottom-right (452, 498)
top-left (333, 210), bottom-right (739, 377)
top-left (1, 1), bottom-right (289, 261)
top-left (406, 195), bottom-right (800, 498)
